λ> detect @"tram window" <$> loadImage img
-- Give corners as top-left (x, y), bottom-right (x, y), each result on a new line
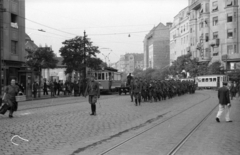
top-left (206, 78), bottom-right (208, 82)
top-left (102, 73), bottom-right (105, 80)
top-left (98, 73), bottom-right (101, 80)
top-left (202, 78), bottom-right (205, 82)
top-left (213, 78), bottom-right (216, 82)
top-left (198, 78), bottom-right (202, 82)
top-left (209, 78), bottom-right (212, 82)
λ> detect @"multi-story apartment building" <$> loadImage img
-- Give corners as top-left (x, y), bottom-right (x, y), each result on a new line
top-left (143, 23), bottom-right (171, 70)
top-left (170, 7), bottom-right (191, 64)
top-left (1, 0), bottom-right (26, 88)
top-left (188, 0), bottom-right (240, 71)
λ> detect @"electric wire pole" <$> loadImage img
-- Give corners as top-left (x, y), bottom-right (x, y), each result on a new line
top-left (0, 2), bottom-right (6, 96)
top-left (83, 30), bottom-right (86, 81)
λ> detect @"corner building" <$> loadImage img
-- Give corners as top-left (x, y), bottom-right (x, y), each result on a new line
top-left (143, 23), bottom-right (171, 70)
top-left (170, 7), bottom-right (191, 65)
top-left (188, 0), bottom-right (240, 71)
top-left (0, 0), bottom-right (26, 88)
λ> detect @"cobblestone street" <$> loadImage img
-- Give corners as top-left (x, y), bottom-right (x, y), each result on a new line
top-left (0, 91), bottom-right (239, 155)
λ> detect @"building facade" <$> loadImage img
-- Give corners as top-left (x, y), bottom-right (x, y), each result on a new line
top-left (1, 0), bottom-right (26, 91)
top-left (188, 0), bottom-right (240, 70)
top-left (111, 53), bottom-right (144, 74)
top-left (170, 7), bottom-right (191, 64)
top-left (143, 23), bottom-right (171, 70)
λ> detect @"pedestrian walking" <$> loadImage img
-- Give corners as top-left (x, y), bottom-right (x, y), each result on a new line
top-left (84, 76), bottom-right (100, 116)
top-left (216, 82), bottom-right (232, 123)
top-left (32, 81), bottom-right (38, 98)
top-left (49, 81), bottom-right (55, 97)
top-left (1, 79), bottom-right (20, 118)
top-left (43, 80), bottom-right (48, 95)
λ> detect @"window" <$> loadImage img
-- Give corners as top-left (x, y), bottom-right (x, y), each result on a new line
top-left (227, 45), bottom-right (234, 54)
top-left (234, 45), bottom-right (237, 53)
top-left (205, 3), bottom-right (209, 12)
top-left (206, 78), bottom-right (208, 82)
top-left (226, 0), bottom-right (233, 7)
top-left (213, 16), bottom-right (218, 26)
top-left (213, 78), bottom-right (216, 82)
top-left (11, 14), bottom-right (18, 29)
top-left (11, 41), bottom-right (17, 54)
top-left (205, 33), bottom-right (209, 42)
top-left (212, 1), bottom-right (218, 12)
top-left (205, 19), bottom-right (209, 27)
top-left (213, 32), bottom-right (218, 39)
top-left (227, 13), bottom-right (233, 22)
top-left (227, 29), bottom-right (233, 38)
top-left (98, 73), bottom-right (102, 80)
top-left (230, 62), bottom-right (235, 70)
top-left (209, 78), bottom-right (212, 82)
top-left (200, 22), bottom-right (203, 29)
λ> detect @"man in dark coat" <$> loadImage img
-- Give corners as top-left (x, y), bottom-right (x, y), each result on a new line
top-left (216, 82), bottom-right (232, 123)
top-left (43, 80), bottom-right (48, 95)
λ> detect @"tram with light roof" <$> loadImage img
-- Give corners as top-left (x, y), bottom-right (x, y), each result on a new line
top-left (196, 75), bottom-right (229, 89)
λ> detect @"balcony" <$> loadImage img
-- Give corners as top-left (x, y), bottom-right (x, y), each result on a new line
top-left (222, 53), bottom-right (240, 61)
top-left (210, 39), bottom-right (220, 47)
top-left (189, 0), bottom-right (203, 10)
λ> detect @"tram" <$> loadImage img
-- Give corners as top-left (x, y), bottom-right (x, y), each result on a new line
top-left (90, 67), bottom-right (122, 94)
top-left (196, 75), bottom-right (229, 89)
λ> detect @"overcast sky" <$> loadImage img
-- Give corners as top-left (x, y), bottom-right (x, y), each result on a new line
top-left (26, 0), bottom-right (188, 63)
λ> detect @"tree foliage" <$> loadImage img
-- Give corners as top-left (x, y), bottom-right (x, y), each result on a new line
top-left (26, 47), bottom-right (58, 74)
top-left (59, 36), bottom-right (101, 74)
top-left (207, 61), bottom-right (222, 75)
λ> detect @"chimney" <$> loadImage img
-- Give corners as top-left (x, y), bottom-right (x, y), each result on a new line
top-left (166, 22), bottom-right (173, 28)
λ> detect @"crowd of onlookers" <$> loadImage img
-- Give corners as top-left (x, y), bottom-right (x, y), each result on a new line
top-left (32, 79), bottom-right (86, 98)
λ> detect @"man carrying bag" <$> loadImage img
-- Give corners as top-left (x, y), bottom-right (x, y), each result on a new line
top-left (0, 79), bottom-right (19, 118)
top-left (84, 76), bottom-right (100, 116)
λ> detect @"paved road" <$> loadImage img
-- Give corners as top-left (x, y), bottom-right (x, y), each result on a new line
top-left (0, 91), bottom-right (239, 155)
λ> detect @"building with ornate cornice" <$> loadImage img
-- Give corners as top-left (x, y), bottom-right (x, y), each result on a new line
top-left (188, 0), bottom-right (240, 71)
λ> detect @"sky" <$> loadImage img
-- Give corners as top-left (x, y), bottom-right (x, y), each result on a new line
top-left (25, 0), bottom-right (189, 64)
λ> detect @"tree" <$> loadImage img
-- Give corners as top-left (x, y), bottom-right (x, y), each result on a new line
top-left (26, 47), bottom-right (58, 74)
top-left (132, 68), bottom-right (144, 77)
top-left (59, 36), bottom-right (100, 78)
top-left (207, 61), bottom-right (222, 75)
top-left (26, 46), bottom-right (59, 97)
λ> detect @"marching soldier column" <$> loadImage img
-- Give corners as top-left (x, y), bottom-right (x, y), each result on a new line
top-left (126, 74), bottom-right (196, 106)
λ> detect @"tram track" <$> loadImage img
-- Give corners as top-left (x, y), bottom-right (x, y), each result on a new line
top-left (72, 92), bottom-right (212, 155)
top-left (167, 102), bottom-right (218, 155)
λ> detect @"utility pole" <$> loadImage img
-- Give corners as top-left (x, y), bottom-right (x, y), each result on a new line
top-left (0, 2), bottom-right (6, 96)
top-left (83, 30), bottom-right (86, 81)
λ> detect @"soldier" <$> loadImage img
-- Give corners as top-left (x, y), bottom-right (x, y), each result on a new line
top-left (141, 79), bottom-right (148, 102)
top-left (84, 76), bottom-right (100, 116)
top-left (129, 78), bottom-right (134, 102)
top-left (132, 78), bottom-right (142, 106)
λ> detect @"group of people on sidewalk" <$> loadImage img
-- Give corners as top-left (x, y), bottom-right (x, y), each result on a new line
top-left (32, 79), bottom-right (86, 98)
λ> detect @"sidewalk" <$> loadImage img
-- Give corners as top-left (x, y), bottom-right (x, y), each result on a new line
top-left (26, 93), bottom-right (78, 101)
